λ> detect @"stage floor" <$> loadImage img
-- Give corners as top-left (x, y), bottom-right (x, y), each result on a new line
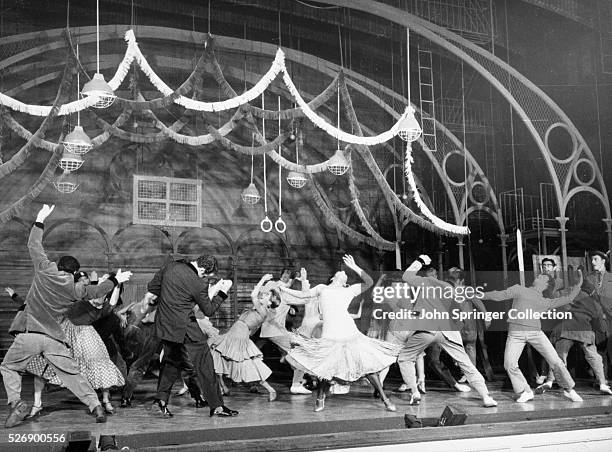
top-left (1, 376), bottom-right (612, 450)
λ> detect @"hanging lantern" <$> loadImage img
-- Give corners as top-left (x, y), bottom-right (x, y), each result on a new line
top-left (82, 73), bottom-right (116, 108)
top-left (397, 106), bottom-right (422, 142)
top-left (54, 171), bottom-right (79, 193)
top-left (58, 150), bottom-right (84, 172)
top-left (286, 171), bottom-right (307, 189)
top-left (62, 125), bottom-right (93, 154)
top-left (241, 182), bottom-right (261, 205)
top-left (327, 148), bottom-right (350, 176)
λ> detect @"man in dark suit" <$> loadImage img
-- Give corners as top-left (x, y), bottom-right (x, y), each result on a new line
top-left (587, 251), bottom-right (612, 378)
top-left (143, 255), bottom-right (238, 417)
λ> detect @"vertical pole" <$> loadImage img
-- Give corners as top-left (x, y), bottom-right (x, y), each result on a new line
top-left (499, 233), bottom-right (509, 287)
top-left (603, 219), bottom-right (612, 272)
top-left (556, 216), bottom-right (569, 287)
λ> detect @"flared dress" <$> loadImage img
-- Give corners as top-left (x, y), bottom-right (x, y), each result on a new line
top-left (287, 284), bottom-right (400, 382)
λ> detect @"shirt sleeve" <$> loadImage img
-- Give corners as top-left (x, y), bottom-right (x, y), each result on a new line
top-left (27, 223), bottom-right (53, 271)
top-left (545, 284), bottom-right (580, 310)
top-left (193, 277), bottom-right (226, 317)
top-left (482, 286), bottom-right (515, 301)
top-left (147, 266), bottom-right (164, 297)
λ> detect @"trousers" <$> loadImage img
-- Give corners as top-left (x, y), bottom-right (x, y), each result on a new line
top-left (0, 333), bottom-right (99, 410)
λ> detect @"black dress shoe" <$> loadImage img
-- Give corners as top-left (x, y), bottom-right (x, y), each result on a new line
top-left (210, 405), bottom-right (239, 417)
top-left (91, 405), bottom-right (107, 423)
top-left (153, 400), bottom-right (173, 418)
top-left (194, 395), bottom-right (208, 408)
top-left (120, 397), bottom-right (132, 408)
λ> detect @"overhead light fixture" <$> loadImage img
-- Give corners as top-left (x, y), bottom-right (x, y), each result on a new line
top-left (397, 106), bottom-right (422, 142)
top-left (62, 125), bottom-right (93, 154)
top-left (54, 171), bottom-right (79, 193)
top-left (327, 148), bottom-right (350, 176)
top-left (286, 171), bottom-right (307, 188)
top-left (398, 28), bottom-right (422, 143)
top-left (82, 73), bottom-right (115, 109)
top-left (58, 150), bottom-right (84, 172)
top-left (82, 0), bottom-right (115, 108)
top-left (241, 182), bottom-right (261, 205)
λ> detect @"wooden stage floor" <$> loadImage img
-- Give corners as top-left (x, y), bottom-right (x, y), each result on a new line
top-left (1, 375), bottom-right (612, 451)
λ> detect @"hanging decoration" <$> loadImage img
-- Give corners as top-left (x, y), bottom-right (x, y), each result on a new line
top-left (1, 30), bottom-right (412, 146)
top-left (275, 96), bottom-right (287, 233)
top-left (0, 54), bottom-right (74, 180)
top-left (307, 175), bottom-right (395, 251)
top-left (0, 137), bottom-right (65, 225)
top-left (404, 144), bottom-right (470, 235)
top-left (241, 134), bottom-right (261, 205)
top-left (338, 77), bottom-right (467, 236)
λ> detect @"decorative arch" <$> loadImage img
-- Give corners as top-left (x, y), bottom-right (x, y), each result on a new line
top-left (43, 218), bottom-right (112, 255)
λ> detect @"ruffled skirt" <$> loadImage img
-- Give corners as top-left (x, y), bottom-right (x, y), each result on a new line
top-left (209, 321), bottom-right (272, 383)
top-left (26, 319), bottom-right (125, 389)
top-left (287, 332), bottom-right (400, 382)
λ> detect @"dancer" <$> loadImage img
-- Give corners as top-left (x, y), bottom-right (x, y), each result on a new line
top-left (0, 204), bottom-right (132, 427)
top-left (143, 254), bottom-right (238, 417)
top-left (280, 255), bottom-right (400, 412)
top-left (447, 267), bottom-right (493, 384)
top-left (535, 277), bottom-right (612, 395)
top-left (259, 268), bottom-right (312, 394)
top-left (121, 298), bottom-right (162, 407)
top-left (210, 274), bottom-right (277, 401)
top-left (481, 269), bottom-right (583, 402)
top-left (396, 255), bottom-right (497, 407)
top-left (23, 273), bottom-right (125, 416)
top-left (377, 276), bottom-right (428, 394)
top-left (586, 251), bottom-right (612, 378)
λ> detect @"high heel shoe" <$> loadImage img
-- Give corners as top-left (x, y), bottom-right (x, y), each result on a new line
top-left (103, 401), bottom-right (114, 415)
top-left (27, 404), bottom-right (43, 419)
top-left (382, 397), bottom-right (396, 412)
top-left (268, 390), bottom-right (277, 402)
top-left (417, 381), bottom-right (427, 394)
top-left (314, 397), bottom-right (325, 412)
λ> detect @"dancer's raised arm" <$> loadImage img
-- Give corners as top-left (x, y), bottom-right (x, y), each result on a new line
top-left (251, 274), bottom-right (274, 302)
top-left (343, 255), bottom-right (373, 294)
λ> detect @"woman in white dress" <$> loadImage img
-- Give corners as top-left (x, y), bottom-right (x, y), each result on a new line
top-left (279, 255), bottom-right (400, 412)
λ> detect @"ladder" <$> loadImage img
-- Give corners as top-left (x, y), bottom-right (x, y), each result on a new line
top-left (418, 45), bottom-right (437, 152)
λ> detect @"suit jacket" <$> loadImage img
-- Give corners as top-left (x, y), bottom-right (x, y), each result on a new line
top-left (587, 270), bottom-right (612, 323)
top-left (148, 260), bottom-right (226, 343)
top-left (11, 224), bottom-right (116, 344)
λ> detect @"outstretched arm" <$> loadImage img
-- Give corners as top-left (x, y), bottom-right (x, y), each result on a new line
top-left (28, 204), bottom-right (55, 271)
top-left (546, 270), bottom-right (583, 309)
top-left (279, 284), bottom-right (320, 298)
top-left (343, 255), bottom-right (374, 295)
top-left (251, 274), bottom-right (274, 303)
top-left (402, 254), bottom-right (431, 285)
